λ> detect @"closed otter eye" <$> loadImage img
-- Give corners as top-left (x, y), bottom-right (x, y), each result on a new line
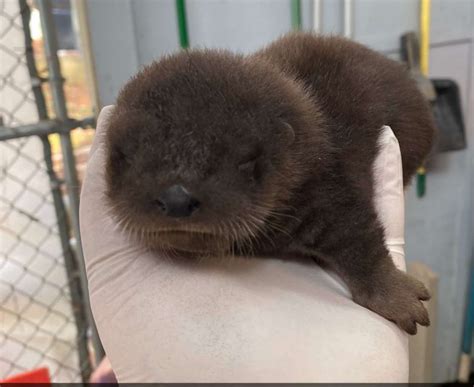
top-left (238, 158), bottom-right (257, 173)
top-left (238, 148), bottom-right (261, 171)
top-left (238, 153), bottom-right (262, 181)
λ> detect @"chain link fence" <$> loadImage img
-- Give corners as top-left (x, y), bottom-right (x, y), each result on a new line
top-left (0, 0), bottom-right (100, 382)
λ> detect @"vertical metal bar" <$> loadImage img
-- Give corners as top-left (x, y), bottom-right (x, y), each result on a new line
top-left (312, 0), bottom-right (322, 33)
top-left (343, 0), bottom-right (353, 38)
top-left (419, 0), bottom-right (431, 76)
top-left (175, 0), bottom-right (189, 49)
top-left (71, 0), bottom-right (101, 115)
top-left (416, 0), bottom-right (431, 197)
top-left (19, 0), bottom-right (92, 380)
top-left (291, 0), bottom-right (302, 31)
top-left (36, 0), bottom-right (104, 363)
top-left (19, 0), bottom-right (48, 120)
top-left (41, 135), bottom-right (92, 381)
top-left (463, 261), bottom-right (474, 349)
top-left (458, 263), bottom-right (474, 382)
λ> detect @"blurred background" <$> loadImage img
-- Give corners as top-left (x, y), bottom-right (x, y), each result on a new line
top-left (0, 0), bottom-right (473, 383)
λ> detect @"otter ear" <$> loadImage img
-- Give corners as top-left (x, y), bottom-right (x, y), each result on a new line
top-left (281, 121), bottom-right (295, 145)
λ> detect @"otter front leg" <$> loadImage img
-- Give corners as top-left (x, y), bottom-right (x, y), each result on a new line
top-left (294, 200), bottom-right (430, 335)
top-left (337, 254), bottom-right (431, 335)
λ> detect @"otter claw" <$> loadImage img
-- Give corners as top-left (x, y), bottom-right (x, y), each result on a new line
top-left (352, 270), bottom-right (431, 335)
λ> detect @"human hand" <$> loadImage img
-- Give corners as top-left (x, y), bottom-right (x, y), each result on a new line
top-left (80, 106), bottom-right (408, 382)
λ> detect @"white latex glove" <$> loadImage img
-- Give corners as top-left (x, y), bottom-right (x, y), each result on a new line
top-left (80, 106), bottom-right (408, 383)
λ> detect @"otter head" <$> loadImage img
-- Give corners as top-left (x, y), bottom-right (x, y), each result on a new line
top-left (105, 50), bottom-right (326, 256)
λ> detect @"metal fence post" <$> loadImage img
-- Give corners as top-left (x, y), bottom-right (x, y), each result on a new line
top-left (36, 0), bottom-right (104, 364)
top-left (18, 0), bottom-right (92, 380)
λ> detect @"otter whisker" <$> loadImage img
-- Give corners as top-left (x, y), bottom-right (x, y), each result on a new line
top-left (240, 214), bottom-right (275, 251)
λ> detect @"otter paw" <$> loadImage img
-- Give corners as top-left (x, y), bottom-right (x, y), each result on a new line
top-left (354, 270), bottom-right (431, 335)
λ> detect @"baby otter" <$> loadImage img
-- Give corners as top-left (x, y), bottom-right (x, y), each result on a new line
top-left (105, 33), bottom-right (435, 334)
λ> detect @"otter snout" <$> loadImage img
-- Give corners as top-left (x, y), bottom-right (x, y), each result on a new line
top-left (154, 185), bottom-right (201, 218)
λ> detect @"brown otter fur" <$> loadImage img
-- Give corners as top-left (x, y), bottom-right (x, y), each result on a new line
top-left (105, 33), bottom-right (435, 334)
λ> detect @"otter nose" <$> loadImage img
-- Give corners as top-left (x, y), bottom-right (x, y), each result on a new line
top-left (155, 185), bottom-right (200, 218)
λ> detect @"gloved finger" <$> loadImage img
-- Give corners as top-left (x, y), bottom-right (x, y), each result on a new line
top-left (80, 107), bottom-right (149, 281)
top-left (373, 125), bottom-right (406, 272)
top-left (88, 105), bottom-right (115, 157)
